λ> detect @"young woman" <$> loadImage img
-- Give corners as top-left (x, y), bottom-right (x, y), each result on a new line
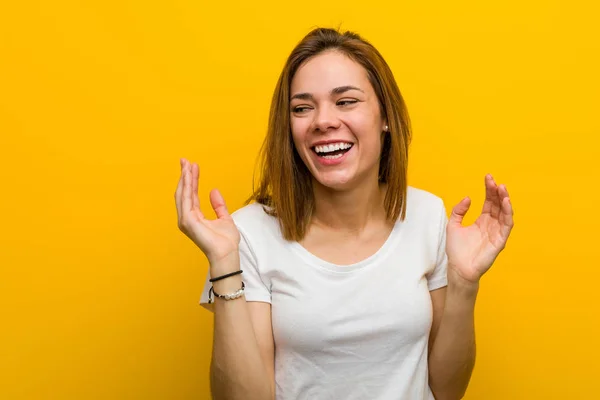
top-left (175, 28), bottom-right (514, 400)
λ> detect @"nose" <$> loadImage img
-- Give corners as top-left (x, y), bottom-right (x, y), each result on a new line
top-left (312, 104), bottom-right (341, 133)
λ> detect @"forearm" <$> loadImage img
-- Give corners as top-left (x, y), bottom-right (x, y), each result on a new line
top-left (210, 257), bottom-right (273, 400)
top-left (428, 270), bottom-right (479, 400)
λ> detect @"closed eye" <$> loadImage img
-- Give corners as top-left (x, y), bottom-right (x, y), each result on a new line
top-left (337, 99), bottom-right (359, 107)
top-left (292, 105), bottom-right (312, 113)
top-left (292, 99), bottom-right (358, 113)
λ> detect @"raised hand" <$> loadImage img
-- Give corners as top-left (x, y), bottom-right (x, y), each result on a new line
top-left (445, 174), bottom-right (514, 284)
top-left (175, 158), bottom-right (240, 266)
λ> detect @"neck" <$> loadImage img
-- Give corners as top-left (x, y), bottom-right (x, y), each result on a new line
top-left (310, 177), bottom-right (388, 235)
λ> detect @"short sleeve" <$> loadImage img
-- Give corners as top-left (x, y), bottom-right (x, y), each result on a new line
top-left (199, 226), bottom-right (272, 312)
top-left (427, 200), bottom-right (449, 291)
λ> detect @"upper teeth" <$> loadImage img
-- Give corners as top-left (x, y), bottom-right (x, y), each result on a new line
top-left (314, 142), bottom-right (352, 154)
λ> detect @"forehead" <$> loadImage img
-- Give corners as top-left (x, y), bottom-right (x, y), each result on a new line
top-left (290, 51), bottom-right (371, 94)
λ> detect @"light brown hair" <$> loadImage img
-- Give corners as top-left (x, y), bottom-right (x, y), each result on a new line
top-left (248, 27), bottom-right (412, 241)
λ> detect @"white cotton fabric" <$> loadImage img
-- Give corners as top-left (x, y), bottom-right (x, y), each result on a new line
top-left (200, 186), bottom-right (449, 400)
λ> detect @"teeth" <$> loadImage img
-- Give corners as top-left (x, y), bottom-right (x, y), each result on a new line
top-left (315, 142), bottom-right (352, 154)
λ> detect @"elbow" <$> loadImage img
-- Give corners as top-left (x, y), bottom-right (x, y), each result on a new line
top-left (429, 370), bottom-right (471, 400)
top-left (429, 371), bottom-right (471, 400)
top-left (210, 365), bottom-right (274, 400)
top-left (430, 386), bottom-right (467, 400)
top-left (428, 355), bottom-right (475, 400)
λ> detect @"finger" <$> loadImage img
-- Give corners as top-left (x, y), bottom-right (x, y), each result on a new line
top-left (494, 183), bottom-right (510, 222)
top-left (499, 198), bottom-right (514, 240)
top-left (500, 195), bottom-right (514, 238)
top-left (209, 188), bottom-right (231, 219)
top-left (192, 163), bottom-right (200, 211)
top-left (175, 158), bottom-right (185, 218)
top-left (182, 159), bottom-right (193, 212)
top-left (449, 196), bottom-right (471, 226)
top-left (481, 174), bottom-right (501, 218)
top-left (498, 184), bottom-right (509, 204)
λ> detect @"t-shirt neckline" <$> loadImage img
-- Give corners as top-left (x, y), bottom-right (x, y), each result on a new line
top-left (288, 221), bottom-right (403, 273)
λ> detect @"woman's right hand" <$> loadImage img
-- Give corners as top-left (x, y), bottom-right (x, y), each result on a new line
top-left (175, 158), bottom-right (240, 266)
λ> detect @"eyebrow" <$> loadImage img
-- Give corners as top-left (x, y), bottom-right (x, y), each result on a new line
top-left (290, 85), bottom-right (364, 101)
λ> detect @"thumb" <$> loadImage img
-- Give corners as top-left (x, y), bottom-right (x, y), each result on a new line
top-left (449, 196), bottom-right (471, 226)
top-left (209, 188), bottom-right (231, 219)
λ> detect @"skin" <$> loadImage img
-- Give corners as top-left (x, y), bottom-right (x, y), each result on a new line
top-left (289, 50), bottom-right (392, 263)
top-left (290, 50), bottom-right (386, 194)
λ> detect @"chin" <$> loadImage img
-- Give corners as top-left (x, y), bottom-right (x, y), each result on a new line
top-left (314, 173), bottom-right (355, 191)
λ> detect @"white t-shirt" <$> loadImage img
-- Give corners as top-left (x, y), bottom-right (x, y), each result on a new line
top-left (200, 186), bottom-right (448, 400)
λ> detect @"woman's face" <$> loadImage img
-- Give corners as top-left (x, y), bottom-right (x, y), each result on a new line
top-left (290, 50), bottom-right (386, 191)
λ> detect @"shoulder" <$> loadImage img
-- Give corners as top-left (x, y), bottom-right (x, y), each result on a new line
top-left (406, 186), bottom-right (446, 218)
top-left (230, 202), bottom-right (287, 266)
top-left (231, 202), bottom-right (282, 238)
top-left (403, 186), bottom-right (448, 255)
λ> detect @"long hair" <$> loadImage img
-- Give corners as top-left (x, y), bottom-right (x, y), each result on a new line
top-left (248, 27), bottom-right (412, 241)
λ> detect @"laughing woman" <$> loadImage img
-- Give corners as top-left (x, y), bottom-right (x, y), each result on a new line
top-left (175, 27), bottom-right (514, 400)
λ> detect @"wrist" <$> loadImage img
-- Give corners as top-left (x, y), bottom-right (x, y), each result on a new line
top-left (447, 267), bottom-right (480, 298)
top-left (211, 273), bottom-right (243, 296)
top-left (209, 250), bottom-right (240, 276)
top-left (209, 253), bottom-right (243, 301)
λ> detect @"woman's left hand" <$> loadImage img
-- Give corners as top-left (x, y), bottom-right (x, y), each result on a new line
top-left (446, 174), bottom-right (515, 285)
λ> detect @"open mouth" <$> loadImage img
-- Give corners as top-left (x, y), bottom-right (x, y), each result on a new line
top-left (312, 142), bottom-right (354, 160)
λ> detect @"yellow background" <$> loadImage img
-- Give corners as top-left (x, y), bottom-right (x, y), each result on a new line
top-left (1, 0), bottom-right (598, 399)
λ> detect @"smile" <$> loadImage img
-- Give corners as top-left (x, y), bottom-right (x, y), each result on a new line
top-left (312, 142), bottom-right (354, 159)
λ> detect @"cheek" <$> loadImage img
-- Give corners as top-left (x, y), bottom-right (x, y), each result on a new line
top-left (345, 107), bottom-right (381, 132)
top-left (290, 119), bottom-right (309, 147)
top-left (345, 117), bottom-right (381, 146)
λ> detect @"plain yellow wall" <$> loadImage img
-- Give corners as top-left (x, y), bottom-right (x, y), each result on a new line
top-left (1, 0), bottom-right (599, 399)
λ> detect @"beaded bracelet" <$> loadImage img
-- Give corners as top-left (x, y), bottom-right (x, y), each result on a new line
top-left (208, 282), bottom-right (245, 304)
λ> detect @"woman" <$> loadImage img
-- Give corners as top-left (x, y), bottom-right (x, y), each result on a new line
top-left (175, 28), bottom-right (514, 400)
